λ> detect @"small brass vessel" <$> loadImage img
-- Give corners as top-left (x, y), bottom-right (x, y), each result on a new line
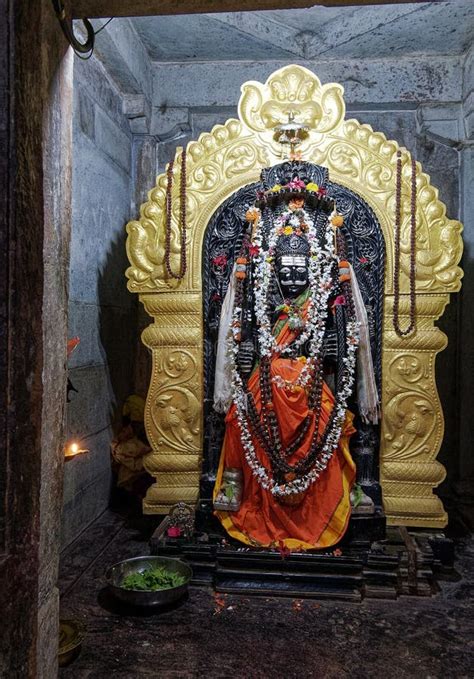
top-left (214, 467), bottom-right (243, 512)
top-left (58, 619), bottom-right (85, 667)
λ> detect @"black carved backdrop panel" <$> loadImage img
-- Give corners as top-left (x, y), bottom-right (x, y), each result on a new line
top-left (261, 161), bottom-right (329, 190)
top-left (201, 162), bottom-right (385, 499)
top-left (328, 181), bottom-right (384, 387)
top-left (201, 183), bottom-right (260, 492)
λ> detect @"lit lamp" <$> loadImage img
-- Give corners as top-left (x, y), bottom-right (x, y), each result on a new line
top-left (64, 441), bottom-right (89, 460)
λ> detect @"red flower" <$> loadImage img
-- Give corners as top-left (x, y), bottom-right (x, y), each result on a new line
top-left (359, 256), bottom-right (368, 264)
top-left (212, 254), bottom-right (228, 267)
top-left (318, 187), bottom-right (327, 195)
top-left (278, 540), bottom-right (291, 559)
top-left (332, 295), bottom-right (346, 307)
top-left (286, 177), bottom-right (306, 191)
top-left (167, 526), bottom-right (182, 538)
top-left (248, 244), bottom-right (260, 258)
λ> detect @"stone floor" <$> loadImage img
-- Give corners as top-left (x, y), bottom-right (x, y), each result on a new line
top-left (59, 510), bottom-right (474, 678)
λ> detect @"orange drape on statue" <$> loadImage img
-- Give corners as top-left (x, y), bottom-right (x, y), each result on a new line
top-left (213, 298), bottom-right (356, 551)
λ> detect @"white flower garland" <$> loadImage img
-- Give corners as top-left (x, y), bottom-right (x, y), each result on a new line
top-left (252, 209), bottom-right (334, 358)
top-left (228, 206), bottom-right (360, 497)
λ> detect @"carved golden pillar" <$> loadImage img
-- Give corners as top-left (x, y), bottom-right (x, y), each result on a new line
top-left (139, 293), bottom-right (203, 513)
top-left (126, 65), bottom-right (463, 523)
top-left (381, 295), bottom-right (450, 527)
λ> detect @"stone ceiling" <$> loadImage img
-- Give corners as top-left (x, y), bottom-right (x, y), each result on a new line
top-left (130, 1), bottom-right (474, 62)
top-left (79, 1), bottom-right (473, 138)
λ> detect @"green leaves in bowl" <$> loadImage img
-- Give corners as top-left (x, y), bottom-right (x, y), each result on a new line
top-left (121, 565), bottom-right (186, 591)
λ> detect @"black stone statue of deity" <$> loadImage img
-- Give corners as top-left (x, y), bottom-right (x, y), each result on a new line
top-left (202, 162), bottom-right (385, 527)
top-left (208, 172), bottom-right (381, 549)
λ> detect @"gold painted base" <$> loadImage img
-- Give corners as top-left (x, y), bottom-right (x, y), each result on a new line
top-left (142, 471), bottom-right (200, 515)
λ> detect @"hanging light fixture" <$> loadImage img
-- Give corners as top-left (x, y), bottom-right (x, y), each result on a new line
top-left (273, 111), bottom-right (309, 159)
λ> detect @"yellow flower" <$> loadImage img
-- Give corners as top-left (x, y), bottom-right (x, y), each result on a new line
top-left (271, 184), bottom-right (282, 192)
top-left (331, 214), bottom-right (344, 227)
top-left (306, 182), bottom-right (319, 192)
top-left (283, 226), bottom-right (294, 235)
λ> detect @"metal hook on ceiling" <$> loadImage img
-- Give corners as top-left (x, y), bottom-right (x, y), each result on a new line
top-left (51, 0), bottom-right (95, 56)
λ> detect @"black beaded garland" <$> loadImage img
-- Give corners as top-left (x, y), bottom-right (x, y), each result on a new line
top-left (239, 211), bottom-right (358, 485)
top-left (393, 150), bottom-right (417, 337)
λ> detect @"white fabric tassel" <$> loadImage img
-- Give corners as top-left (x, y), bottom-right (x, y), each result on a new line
top-left (350, 264), bottom-right (380, 424)
top-left (213, 264), bottom-right (237, 414)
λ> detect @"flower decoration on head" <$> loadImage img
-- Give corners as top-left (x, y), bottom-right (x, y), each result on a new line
top-left (246, 206), bottom-right (261, 223)
top-left (262, 177), bottom-right (329, 202)
top-left (286, 177), bottom-right (306, 191)
top-left (288, 197), bottom-right (305, 211)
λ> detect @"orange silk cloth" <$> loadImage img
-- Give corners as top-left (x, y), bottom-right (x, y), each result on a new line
top-left (214, 300), bottom-right (356, 551)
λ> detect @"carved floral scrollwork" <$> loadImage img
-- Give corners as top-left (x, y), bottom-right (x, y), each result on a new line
top-left (309, 134), bottom-right (463, 295)
top-left (238, 65), bottom-right (345, 152)
top-left (384, 391), bottom-right (437, 460)
top-left (224, 143), bottom-right (269, 178)
top-left (149, 349), bottom-right (201, 455)
top-left (327, 143), bottom-right (362, 179)
top-left (382, 347), bottom-right (441, 457)
top-left (192, 162), bottom-right (221, 194)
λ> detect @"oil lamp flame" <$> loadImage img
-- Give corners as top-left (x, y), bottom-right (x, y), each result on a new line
top-left (65, 441), bottom-right (89, 459)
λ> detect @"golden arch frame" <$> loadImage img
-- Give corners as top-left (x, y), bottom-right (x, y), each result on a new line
top-left (126, 65), bottom-right (463, 528)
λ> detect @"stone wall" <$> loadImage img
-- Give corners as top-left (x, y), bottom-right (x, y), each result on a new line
top-left (62, 53), bottom-right (137, 547)
top-left (1, 1), bottom-right (72, 675)
top-left (456, 44), bottom-right (474, 528)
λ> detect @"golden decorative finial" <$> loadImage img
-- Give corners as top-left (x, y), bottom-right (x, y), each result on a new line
top-left (273, 111), bottom-right (309, 159)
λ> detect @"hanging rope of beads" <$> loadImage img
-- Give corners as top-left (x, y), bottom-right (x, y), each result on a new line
top-left (165, 149), bottom-right (187, 280)
top-left (393, 150), bottom-right (417, 337)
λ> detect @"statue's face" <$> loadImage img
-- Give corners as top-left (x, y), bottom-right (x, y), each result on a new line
top-left (277, 256), bottom-right (309, 299)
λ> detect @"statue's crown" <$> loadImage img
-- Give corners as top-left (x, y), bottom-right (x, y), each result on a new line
top-left (275, 232), bottom-right (310, 260)
top-left (255, 165), bottom-right (334, 213)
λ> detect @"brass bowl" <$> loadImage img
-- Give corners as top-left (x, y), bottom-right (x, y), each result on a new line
top-left (58, 619), bottom-right (85, 667)
top-left (105, 555), bottom-right (192, 608)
